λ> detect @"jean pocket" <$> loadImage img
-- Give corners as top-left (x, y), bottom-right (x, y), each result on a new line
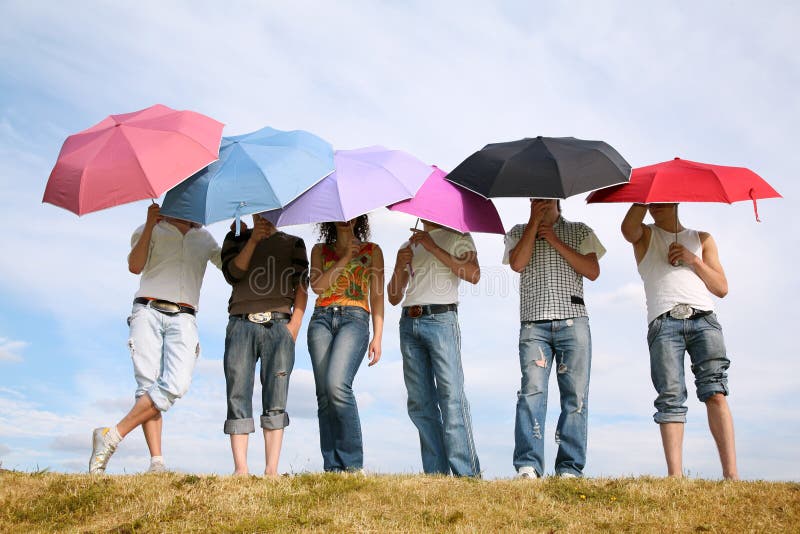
top-left (647, 317), bottom-right (663, 347)
top-left (702, 314), bottom-right (722, 331)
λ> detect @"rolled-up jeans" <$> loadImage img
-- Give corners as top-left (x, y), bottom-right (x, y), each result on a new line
top-left (400, 310), bottom-right (480, 477)
top-left (307, 306), bottom-right (370, 471)
top-left (513, 317), bottom-right (591, 477)
top-left (223, 316), bottom-right (295, 434)
top-left (127, 303), bottom-right (200, 412)
top-left (648, 312), bottom-right (730, 424)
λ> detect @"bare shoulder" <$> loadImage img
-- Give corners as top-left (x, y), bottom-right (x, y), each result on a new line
top-left (698, 231), bottom-right (714, 244)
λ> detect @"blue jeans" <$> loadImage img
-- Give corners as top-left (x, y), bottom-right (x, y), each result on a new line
top-left (648, 312), bottom-right (730, 424)
top-left (127, 303), bottom-right (200, 412)
top-left (223, 316), bottom-right (295, 434)
top-left (307, 306), bottom-right (370, 471)
top-left (514, 317), bottom-right (591, 477)
top-left (400, 311), bottom-right (480, 477)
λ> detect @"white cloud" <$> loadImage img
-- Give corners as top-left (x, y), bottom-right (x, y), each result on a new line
top-left (0, 338), bottom-right (27, 363)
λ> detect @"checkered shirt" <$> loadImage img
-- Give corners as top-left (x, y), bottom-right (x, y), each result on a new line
top-left (504, 217), bottom-right (603, 322)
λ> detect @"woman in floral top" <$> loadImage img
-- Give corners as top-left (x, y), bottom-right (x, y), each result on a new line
top-left (308, 215), bottom-right (384, 472)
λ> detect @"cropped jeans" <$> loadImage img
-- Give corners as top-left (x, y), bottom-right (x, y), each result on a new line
top-left (648, 312), bottom-right (730, 424)
top-left (513, 317), bottom-right (591, 477)
top-left (400, 310), bottom-right (480, 477)
top-left (127, 303), bottom-right (200, 412)
top-left (307, 306), bottom-right (371, 471)
top-left (223, 316), bottom-right (295, 434)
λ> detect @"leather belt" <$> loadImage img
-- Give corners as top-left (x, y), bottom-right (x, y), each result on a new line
top-left (233, 312), bottom-right (292, 324)
top-left (134, 297), bottom-right (195, 316)
top-left (660, 304), bottom-right (713, 321)
top-left (402, 304), bottom-right (457, 318)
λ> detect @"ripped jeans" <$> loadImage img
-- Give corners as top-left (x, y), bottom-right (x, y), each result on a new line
top-left (513, 317), bottom-right (591, 477)
top-left (223, 316), bottom-right (295, 434)
top-left (128, 303), bottom-right (200, 412)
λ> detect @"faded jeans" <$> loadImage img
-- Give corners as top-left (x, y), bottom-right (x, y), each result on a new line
top-left (127, 303), bottom-right (200, 412)
top-left (648, 312), bottom-right (730, 424)
top-left (400, 311), bottom-right (480, 477)
top-left (307, 306), bottom-right (370, 471)
top-left (223, 316), bottom-right (295, 434)
top-left (514, 317), bottom-right (591, 477)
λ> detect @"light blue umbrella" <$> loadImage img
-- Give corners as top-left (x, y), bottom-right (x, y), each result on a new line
top-left (160, 126), bottom-right (334, 232)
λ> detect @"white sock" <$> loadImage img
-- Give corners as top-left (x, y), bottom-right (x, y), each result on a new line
top-left (105, 426), bottom-right (123, 446)
top-left (150, 455), bottom-right (164, 465)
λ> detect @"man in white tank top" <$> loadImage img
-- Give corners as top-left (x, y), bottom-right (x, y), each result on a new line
top-left (622, 203), bottom-right (738, 480)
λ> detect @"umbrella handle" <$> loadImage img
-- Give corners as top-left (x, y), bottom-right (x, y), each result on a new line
top-left (749, 188), bottom-right (761, 222)
top-left (407, 218), bottom-right (419, 277)
top-left (234, 202), bottom-right (247, 237)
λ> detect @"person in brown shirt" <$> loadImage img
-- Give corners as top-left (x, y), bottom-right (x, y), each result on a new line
top-left (220, 214), bottom-right (308, 476)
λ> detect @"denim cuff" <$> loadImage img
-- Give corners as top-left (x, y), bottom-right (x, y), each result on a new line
top-left (224, 418), bottom-right (255, 434)
top-left (653, 412), bottom-right (687, 424)
top-left (261, 412), bottom-right (289, 430)
top-left (146, 385), bottom-right (174, 412)
top-left (697, 383), bottom-right (729, 403)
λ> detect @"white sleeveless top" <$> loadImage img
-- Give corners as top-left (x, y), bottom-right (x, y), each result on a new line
top-left (638, 224), bottom-right (714, 323)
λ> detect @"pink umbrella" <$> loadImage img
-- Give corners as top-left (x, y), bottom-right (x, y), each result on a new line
top-left (388, 166), bottom-right (505, 234)
top-left (43, 104), bottom-right (224, 215)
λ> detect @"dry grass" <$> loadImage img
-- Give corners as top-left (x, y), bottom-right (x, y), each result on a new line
top-left (1, 470), bottom-right (798, 533)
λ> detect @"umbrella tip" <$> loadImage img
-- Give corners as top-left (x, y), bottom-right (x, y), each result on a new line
top-left (674, 157), bottom-right (680, 160)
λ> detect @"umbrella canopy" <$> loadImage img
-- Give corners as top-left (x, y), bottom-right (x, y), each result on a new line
top-left (585, 157), bottom-right (781, 220)
top-left (43, 104), bottom-right (224, 215)
top-left (159, 126), bottom-right (335, 226)
top-left (261, 145), bottom-right (432, 226)
top-left (388, 166), bottom-right (505, 234)
top-left (445, 136), bottom-right (631, 199)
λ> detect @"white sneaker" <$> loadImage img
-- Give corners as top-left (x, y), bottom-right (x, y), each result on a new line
top-left (89, 427), bottom-right (118, 474)
top-left (147, 460), bottom-right (167, 473)
top-left (558, 472), bottom-right (579, 478)
top-left (516, 466), bottom-right (539, 479)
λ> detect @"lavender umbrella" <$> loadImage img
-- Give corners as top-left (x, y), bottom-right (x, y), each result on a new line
top-left (261, 146), bottom-right (432, 226)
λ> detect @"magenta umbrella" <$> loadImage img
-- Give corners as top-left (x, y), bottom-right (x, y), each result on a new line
top-left (389, 166), bottom-right (505, 234)
top-left (43, 104), bottom-right (224, 215)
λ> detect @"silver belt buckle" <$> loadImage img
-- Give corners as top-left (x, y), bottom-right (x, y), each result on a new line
top-left (247, 312), bottom-right (273, 324)
top-left (669, 304), bottom-right (693, 320)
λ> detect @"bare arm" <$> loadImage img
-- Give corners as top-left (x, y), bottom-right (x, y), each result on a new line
top-left (669, 233), bottom-right (728, 298)
top-left (128, 204), bottom-right (160, 274)
top-left (408, 230), bottom-right (480, 284)
top-left (621, 204), bottom-right (651, 264)
top-left (286, 283), bottom-right (308, 341)
top-left (536, 224), bottom-right (600, 280)
top-left (387, 246), bottom-right (413, 306)
top-left (367, 246), bottom-right (385, 366)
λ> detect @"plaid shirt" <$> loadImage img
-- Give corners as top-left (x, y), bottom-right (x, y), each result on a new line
top-left (503, 217), bottom-right (605, 322)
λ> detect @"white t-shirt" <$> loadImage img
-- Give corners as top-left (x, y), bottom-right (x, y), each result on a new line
top-left (132, 221), bottom-right (222, 310)
top-left (401, 228), bottom-right (476, 307)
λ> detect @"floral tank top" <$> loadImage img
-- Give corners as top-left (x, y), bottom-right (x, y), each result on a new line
top-left (316, 242), bottom-right (376, 311)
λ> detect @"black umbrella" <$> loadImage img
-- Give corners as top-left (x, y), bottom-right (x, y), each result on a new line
top-left (445, 136), bottom-right (631, 198)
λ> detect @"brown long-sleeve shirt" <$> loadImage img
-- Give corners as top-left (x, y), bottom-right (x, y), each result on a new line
top-left (221, 230), bottom-right (309, 315)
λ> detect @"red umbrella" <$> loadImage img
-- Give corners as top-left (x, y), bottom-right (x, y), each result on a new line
top-left (43, 104), bottom-right (224, 215)
top-left (586, 157), bottom-right (781, 221)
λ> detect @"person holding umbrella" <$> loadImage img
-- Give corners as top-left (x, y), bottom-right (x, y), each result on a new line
top-left (503, 199), bottom-right (606, 479)
top-left (307, 215), bottom-right (384, 473)
top-left (386, 219), bottom-right (482, 477)
top-left (89, 203), bottom-right (222, 474)
top-left (621, 203), bottom-right (738, 480)
top-left (220, 213), bottom-right (309, 476)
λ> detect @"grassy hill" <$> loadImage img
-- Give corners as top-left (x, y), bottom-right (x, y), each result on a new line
top-left (1, 470), bottom-right (798, 532)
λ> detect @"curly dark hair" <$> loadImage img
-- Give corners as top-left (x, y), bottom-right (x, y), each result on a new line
top-left (317, 215), bottom-right (371, 246)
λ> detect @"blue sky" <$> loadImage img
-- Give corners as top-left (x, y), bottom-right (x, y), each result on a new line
top-left (1, 1), bottom-right (798, 479)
